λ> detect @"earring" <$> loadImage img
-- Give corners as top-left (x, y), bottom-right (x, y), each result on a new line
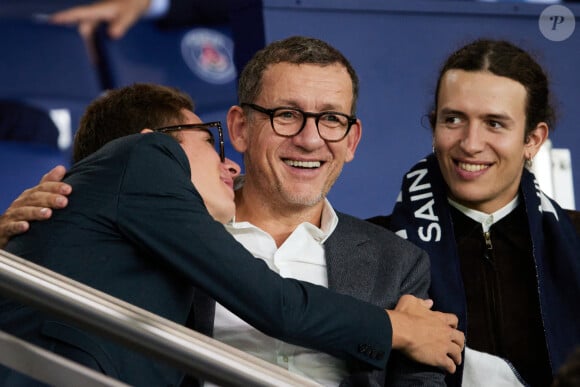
top-left (525, 155), bottom-right (533, 169)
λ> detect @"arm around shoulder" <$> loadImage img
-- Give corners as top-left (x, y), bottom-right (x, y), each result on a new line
top-left (116, 134), bottom-right (394, 369)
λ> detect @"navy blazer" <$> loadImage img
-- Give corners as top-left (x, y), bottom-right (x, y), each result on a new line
top-left (1, 133), bottom-right (391, 386)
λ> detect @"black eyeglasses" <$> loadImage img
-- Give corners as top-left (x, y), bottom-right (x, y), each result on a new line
top-left (153, 121), bottom-right (225, 162)
top-left (241, 103), bottom-right (356, 142)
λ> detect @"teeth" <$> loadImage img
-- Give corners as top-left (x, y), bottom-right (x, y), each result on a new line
top-left (285, 160), bottom-right (321, 168)
top-left (458, 162), bottom-right (488, 172)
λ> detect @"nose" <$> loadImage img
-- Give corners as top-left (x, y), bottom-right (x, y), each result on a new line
top-left (292, 116), bottom-right (325, 149)
top-left (223, 157), bottom-right (241, 178)
top-left (459, 123), bottom-right (485, 154)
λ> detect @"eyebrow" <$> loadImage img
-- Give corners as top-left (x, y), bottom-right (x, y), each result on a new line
top-left (438, 108), bottom-right (465, 117)
top-left (439, 108), bottom-right (513, 122)
top-left (275, 99), bottom-right (346, 113)
top-left (483, 113), bottom-right (513, 122)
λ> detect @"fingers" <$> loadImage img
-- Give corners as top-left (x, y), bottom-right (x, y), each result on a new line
top-left (444, 329), bottom-right (465, 373)
top-left (49, 0), bottom-right (150, 40)
top-left (50, 2), bottom-right (121, 39)
top-left (12, 185), bottom-right (70, 210)
top-left (40, 165), bottom-right (68, 184)
top-left (50, 4), bottom-right (111, 25)
top-left (7, 166), bottom-right (71, 215)
top-left (390, 295), bottom-right (466, 374)
top-left (445, 329), bottom-right (465, 371)
top-left (0, 166), bottom-right (70, 248)
top-left (447, 344), bottom-right (463, 371)
top-left (420, 298), bottom-right (434, 309)
top-left (441, 355), bottom-right (457, 374)
top-left (443, 312), bottom-right (459, 329)
top-left (106, 0), bottom-right (151, 39)
top-left (451, 329), bottom-right (465, 349)
top-left (78, 20), bottom-right (101, 41)
top-left (107, 10), bottom-right (140, 39)
top-left (0, 217), bottom-right (30, 249)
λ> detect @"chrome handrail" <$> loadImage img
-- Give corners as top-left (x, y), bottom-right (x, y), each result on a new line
top-left (0, 329), bottom-right (129, 387)
top-left (0, 249), bottom-right (320, 386)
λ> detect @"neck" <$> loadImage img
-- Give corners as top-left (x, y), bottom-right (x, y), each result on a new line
top-left (234, 185), bottom-right (325, 247)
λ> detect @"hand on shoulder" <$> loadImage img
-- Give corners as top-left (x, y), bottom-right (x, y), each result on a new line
top-left (0, 166), bottom-right (71, 248)
top-left (387, 294), bottom-right (464, 374)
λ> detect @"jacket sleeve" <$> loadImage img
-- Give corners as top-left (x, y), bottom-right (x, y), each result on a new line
top-left (368, 222), bottom-right (446, 385)
top-left (116, 134), bottom-right (392, 369)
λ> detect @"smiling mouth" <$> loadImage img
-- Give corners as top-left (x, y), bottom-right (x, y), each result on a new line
top-left (457, 161), bottom-right (490, 172)
top-left (284, 159), bottom-right (322, 169)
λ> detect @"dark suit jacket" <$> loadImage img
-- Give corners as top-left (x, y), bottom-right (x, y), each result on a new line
top-left (1, 133), bottom-right (392, 386)
top-left (327, 214), bottom-right (444, 386)
top-left (188, 211), bottom-right (445, 386)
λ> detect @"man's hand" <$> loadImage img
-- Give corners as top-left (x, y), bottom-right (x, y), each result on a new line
top-left (50, 0), bottom-right (151, 40)
top-left (387, 294), bottom-right (465, 374)
top-left (0, 166), bottom-right (71, 248)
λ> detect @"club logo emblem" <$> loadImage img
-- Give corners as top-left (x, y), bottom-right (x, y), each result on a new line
top-left (181, 28), bottom-right (236, 84)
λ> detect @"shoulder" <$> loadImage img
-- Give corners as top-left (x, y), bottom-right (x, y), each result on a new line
top-left (70, 132), bottom-right (192, 193)
top-left (366, 214), bottom-right (392, 229)
top-left (335, 212), bottom-right (426, 257)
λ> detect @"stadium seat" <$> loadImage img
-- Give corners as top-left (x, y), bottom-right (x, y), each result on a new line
top-left (94, 21), bottom-right (244, 166)
top-left (0, 17), bottom-right (102, 154)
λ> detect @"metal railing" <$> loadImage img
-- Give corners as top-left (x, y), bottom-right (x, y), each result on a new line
top-left (0, 249), bottom-right (320, 386)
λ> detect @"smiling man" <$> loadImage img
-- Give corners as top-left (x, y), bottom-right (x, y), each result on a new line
top-left (212, 36), bottom-right (464, 385)
top-left (0, 83), bottom-right (406, 386)
top-left (373, 39), bottom-right (580, 387)
top-left (0, 37), bottom-right (466, 386)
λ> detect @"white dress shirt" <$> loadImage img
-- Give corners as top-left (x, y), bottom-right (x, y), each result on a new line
top-left (207, 199), bottom-right (348, 386)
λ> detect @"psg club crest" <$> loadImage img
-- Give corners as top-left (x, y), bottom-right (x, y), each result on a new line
top-left (181, 28), bottom-right (237, 85)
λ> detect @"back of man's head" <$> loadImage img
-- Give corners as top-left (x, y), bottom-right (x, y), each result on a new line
top-left (73, 83), bottom-right (194, 162)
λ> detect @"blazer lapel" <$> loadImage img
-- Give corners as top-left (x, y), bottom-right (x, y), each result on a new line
top-left (325, 213), bottom-right (380, 302)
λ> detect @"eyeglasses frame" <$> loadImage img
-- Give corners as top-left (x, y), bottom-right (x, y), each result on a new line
top-left (153, 121), bottom-right (225, 162)
top-left (241, 103), bottom-right (357, 142)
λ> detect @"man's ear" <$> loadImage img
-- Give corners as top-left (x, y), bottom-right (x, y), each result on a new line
top-left (226, 105), bottom-right (249, 153)
top-left (140, 128), bottom-right (153, 134)
top-left (525, 122), bottom-right (549, 159)
top-left (344, 118), bottom-right (362, 163)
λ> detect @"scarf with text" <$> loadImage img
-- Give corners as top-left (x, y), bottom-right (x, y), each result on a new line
top-left (389, 154), bottom-right (580, 380)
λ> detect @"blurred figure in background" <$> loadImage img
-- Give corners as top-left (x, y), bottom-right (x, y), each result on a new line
top-left (50, 0), bottom-right (264, 71)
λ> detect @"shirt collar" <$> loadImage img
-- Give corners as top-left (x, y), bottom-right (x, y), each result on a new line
top-left (228, 198), bottom-right (339, 244)
top-left (448, 195), bottom-right (520, 233)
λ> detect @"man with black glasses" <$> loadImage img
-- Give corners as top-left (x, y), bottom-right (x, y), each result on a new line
top-left (215, 36), bottom-right (460, 385)
top-left (1, 38), bottom-right (465, 385)
top-left (0, 83), bottom-right (400, 386)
